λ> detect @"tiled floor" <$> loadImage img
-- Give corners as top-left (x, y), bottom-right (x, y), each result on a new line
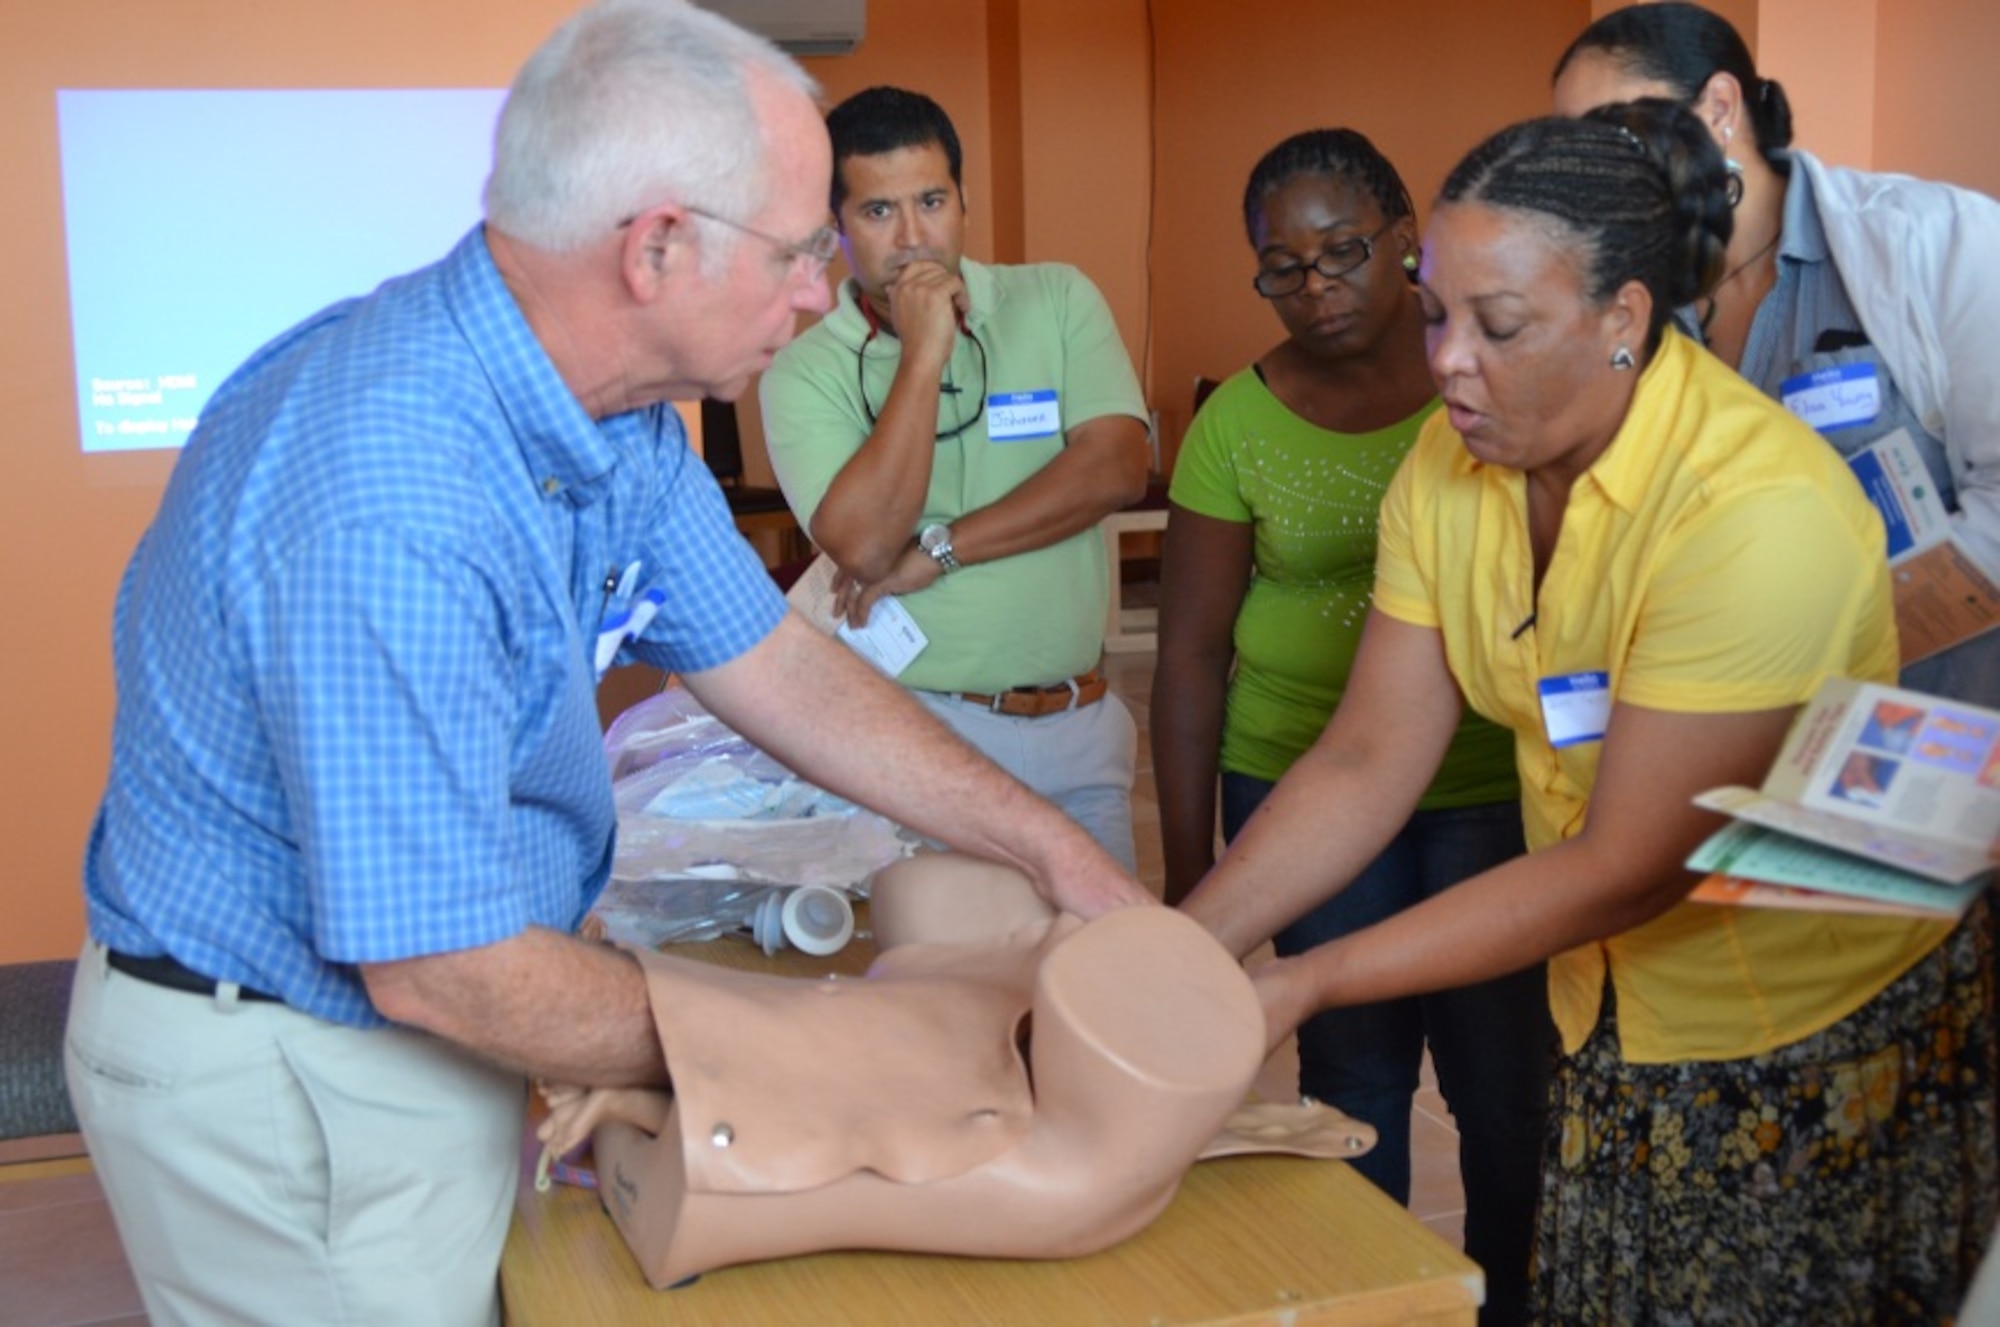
top-left (0, 1150), bottom-right (143, 1327)
top-left (0, 643), bottom-right (1463, 1326)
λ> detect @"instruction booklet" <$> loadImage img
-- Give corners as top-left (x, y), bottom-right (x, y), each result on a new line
top-left (1687, 676), bottom-right (2000, 918)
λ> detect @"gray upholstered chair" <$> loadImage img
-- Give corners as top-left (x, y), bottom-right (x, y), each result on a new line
top-left (0, 960), bottom-right (80, 1144)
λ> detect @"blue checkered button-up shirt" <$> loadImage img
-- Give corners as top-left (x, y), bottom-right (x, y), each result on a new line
top-left (84, 228), bottom-right (786, 1028)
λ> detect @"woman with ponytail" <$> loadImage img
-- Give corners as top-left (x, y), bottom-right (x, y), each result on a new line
top-left (1182, 102), bottom-right (1994, 1324)
top-left (1556, 1), bottom-right (2000, 710)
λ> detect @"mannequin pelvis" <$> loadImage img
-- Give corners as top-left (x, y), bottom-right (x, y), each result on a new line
top-left (553, 853), bottom-right (1374, 1287)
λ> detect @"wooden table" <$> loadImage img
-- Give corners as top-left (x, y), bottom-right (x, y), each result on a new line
top-left (500, 929), bottom-right (1482, 1326)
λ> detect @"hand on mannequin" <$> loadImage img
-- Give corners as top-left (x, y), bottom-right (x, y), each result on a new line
top-left (536, 1080), bottom-right (671, 1176)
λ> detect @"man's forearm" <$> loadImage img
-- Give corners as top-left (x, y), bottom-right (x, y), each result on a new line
top-left (807, 361), bottom-right (950, 580)
top-left (687, 615), bottom-right (1148, 917)
top-left (364, 926), bottom-right (668, 1087)
top-left (945, 417), bottom-right (1149, 568)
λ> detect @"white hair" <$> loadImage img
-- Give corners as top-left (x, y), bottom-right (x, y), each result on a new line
top-left (483, 0), bottom-right (818, 254)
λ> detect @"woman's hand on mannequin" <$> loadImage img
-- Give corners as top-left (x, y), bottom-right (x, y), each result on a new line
top-left (1248, 954), bottom-right (1314, 1060)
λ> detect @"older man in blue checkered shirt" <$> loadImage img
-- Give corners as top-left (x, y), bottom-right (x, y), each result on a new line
top-left (64, 3), bottom-right (1148, 1322)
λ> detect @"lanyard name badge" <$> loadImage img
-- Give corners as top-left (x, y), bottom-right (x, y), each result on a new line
top-left (986, 390), bottom-right (1060, 442)
top-left (1780, 362), bottom-right (1881, 432)
top-left (1538, 671), bottom-right (1611, 749)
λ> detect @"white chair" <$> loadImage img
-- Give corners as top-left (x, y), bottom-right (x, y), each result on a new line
top-left (1100, 501), bottom-right (1169, 654)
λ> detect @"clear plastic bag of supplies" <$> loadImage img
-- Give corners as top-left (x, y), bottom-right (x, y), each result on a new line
top-left (592, 686), bottom-right (913, 951)
top-left (585, 871), bottom-right (856, 956)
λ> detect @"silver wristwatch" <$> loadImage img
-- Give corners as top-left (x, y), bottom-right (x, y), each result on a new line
top-left (918, 522), bottom-right (961, 574)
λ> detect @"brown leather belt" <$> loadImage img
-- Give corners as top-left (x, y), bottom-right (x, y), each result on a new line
top-left (953, 670), bottom-right (1108, 718)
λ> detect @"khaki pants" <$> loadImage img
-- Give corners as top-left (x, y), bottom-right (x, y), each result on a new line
top-left (915, 689), bottom-right (1139, 872)
top-left (66, 943), bottom-right (525, 1327)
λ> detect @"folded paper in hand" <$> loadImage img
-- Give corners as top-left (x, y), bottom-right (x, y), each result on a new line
top-left (784, 554), bottom-right (928, 677)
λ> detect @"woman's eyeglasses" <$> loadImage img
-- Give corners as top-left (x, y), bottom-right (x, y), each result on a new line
top-left (1252, 220), bottom-right (1397, 299)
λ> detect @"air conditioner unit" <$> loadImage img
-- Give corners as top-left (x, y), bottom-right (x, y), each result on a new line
top-left (695, 0), bottom-right (866, 57)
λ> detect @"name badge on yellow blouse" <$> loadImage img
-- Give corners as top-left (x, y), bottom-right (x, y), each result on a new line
top-left (1538, 671), bottom-right (1611, 749)
top-left (987, 390), bottom-right (1060, 442)
top-left (1780, 362), bottom-right (1881, 433)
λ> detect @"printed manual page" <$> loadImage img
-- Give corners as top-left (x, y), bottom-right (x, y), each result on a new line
top-left (1688, 676), bottom-right (2000, 916)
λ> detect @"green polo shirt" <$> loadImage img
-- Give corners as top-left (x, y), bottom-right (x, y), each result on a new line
top-left (762, 258), bottom-right (1147, 694)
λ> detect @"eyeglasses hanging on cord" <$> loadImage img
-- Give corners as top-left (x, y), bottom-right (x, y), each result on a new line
top-left (854, 306), bottom-right (989, 443)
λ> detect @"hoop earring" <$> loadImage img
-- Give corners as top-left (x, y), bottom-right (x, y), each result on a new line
top-left (1610, 346), bottom-right (1636, 372)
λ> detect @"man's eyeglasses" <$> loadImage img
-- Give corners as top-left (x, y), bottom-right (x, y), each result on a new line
top-left (1252, 221), bottom-right (1397, 299)
top-left (618, 203), bottom-right (841, 281)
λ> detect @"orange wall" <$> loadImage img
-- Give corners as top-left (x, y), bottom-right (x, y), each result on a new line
top-left (6, 0), bottom-right (1997, 963)
top-left (1872, 0), bottom-right (2000, 197)
top-left (1759, 0), bottom-right (1875, 170)
top-left (1016, 0), bottom-right (1153, 405)
top-left (1596, 0), bottom-right (2000, 193)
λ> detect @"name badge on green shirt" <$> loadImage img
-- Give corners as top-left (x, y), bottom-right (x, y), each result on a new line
top-left (987, 390), bottom-right (1060, 441)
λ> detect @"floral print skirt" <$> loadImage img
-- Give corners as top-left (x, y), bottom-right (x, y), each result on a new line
top-left (1531, 899), bottom-right (1996, 1326)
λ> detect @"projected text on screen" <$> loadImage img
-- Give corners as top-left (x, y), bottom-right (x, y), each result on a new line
top-left (58, 88), bottom-right (506, 453)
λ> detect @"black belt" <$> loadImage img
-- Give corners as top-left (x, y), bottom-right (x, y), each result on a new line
top-left (107, 950), bottom-right (281, 1003)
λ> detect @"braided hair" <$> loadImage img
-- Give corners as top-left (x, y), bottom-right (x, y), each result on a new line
top-left (1438, 101), bottom-right (1733, 351)
top-left (1554, 2), bottom-right (1795, 164)
top-left (1243, 128), bottom-right (1414, 245)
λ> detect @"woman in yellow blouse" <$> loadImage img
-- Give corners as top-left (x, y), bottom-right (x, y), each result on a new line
top-left (1182, 102), bottom-right (1994, 1324)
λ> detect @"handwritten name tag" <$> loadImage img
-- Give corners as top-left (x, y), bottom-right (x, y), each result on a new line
top-left (987, 390), bottom-right (1061, 442)
top-left (1538, 671), bottom-right (1611, 749)
top-left (1781, 362), bottom-right (1881, 433)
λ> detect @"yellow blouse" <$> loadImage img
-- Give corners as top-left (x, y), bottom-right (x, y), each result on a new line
top-left (1375, 330), bottom-right (1945, 1063)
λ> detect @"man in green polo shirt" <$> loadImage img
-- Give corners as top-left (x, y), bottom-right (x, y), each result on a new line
top-left (762, 86), bottom-right (1151, 868)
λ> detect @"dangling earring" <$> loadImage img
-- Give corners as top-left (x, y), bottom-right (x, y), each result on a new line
top-left (1401, 252), bottom-right (1419, 286)
top-left (1610, 346), bottom-right (1636, 372)
top-left (1721, 125), bottom-right (1745, 208)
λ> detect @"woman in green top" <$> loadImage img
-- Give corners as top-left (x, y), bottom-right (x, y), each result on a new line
top-left (1153, 129), bottom-right (1549, 1327)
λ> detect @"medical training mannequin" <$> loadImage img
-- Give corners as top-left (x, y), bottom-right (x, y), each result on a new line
top-left (868, 848), bottom-right (1066, 947)
top-left (538, 854), bottom-right (1371, 1287)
